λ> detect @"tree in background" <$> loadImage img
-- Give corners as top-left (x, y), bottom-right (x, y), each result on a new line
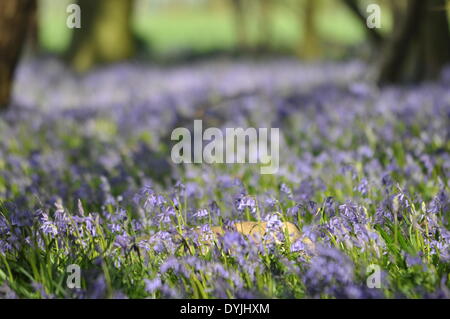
top-left (376, 0), bottom-right (450, 84)
top-left (299, 0), bottom-right (321, 60)
top-left (230, 0), bottom-right (249, 51)
top-left (388, 0), bottom-right (407, 30)
top-left (258, 0), bottom-right (274, 51)
top-left (0, 0), bottom-right (37, 108)
top-left (230, 0), bottom-right (276, 53)
top-left (68, 0), bottom-right (136, 72)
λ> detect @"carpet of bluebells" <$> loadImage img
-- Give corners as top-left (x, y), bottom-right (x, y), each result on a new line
top-left (0, 57), bottom-right (449, 299)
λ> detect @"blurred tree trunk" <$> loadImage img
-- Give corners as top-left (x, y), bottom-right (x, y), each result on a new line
top-left (230, 0), bottom-right (249, 51)
top-left (377, 0), bottom-right (450, 84)
top-left (68, 0), bottom-right (135, 72)
top-left (389, 0), bottom-right (407, 30)
top-left (299, 0), bottom-right (321, 60)
top-left (421, 0), bottom-right (450, 79)
top-left (0, 0), bottom-right (36, 109)
top-left (258, 0), bottom-right (273, 51)
top-left (27, 1), bottom-right (39, 51)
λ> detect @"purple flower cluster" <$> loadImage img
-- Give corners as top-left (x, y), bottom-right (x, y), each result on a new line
top-left (0, 57), bottom-right (449, 298)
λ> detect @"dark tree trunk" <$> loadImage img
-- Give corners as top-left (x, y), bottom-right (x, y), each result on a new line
top-left (27, 0), bottom-right (39, 51)
top-left (390, 0), bottom-right (407, 30)
top-left (421, 0), bottom-right (450, 79)
top-left (376, 0), bottom-right (450, 85)
top-left (0, 0), bottom-right (36, 109)
top-left (68, 0), bottom-right (135, 72)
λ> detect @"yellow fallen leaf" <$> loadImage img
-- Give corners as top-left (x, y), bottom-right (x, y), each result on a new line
top-left (137, 221), bottom-right (314, 255)
top-left (194, 221), bottom-right (313, 247)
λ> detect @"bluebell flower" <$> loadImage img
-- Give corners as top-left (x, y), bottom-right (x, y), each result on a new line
top-left (144, 277), bottom-right (162, 294)
top-left (158, 206), bottom-right (176, 224)
top-left (194, 209), bottom-right (208, 219)
top-left (235, 194), bottom-right (257, 216)
top-left (114, 233), bottom-right (131, 251)
top-left (304, 245), bottom-right (355, 297)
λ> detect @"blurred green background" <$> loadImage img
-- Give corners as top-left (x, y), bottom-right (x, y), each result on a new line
top-left (2, 0), bottom-right (449, 109)
top-left (38, 0), bottom-right (393, 58)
